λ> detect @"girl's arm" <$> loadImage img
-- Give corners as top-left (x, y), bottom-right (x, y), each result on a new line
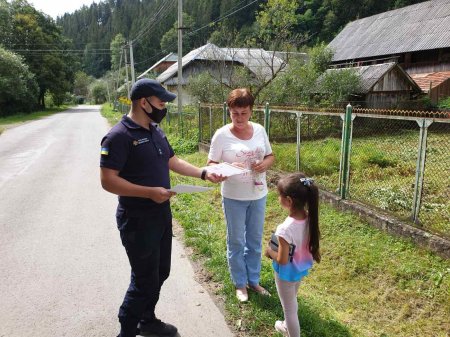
top-left (265, 236), bottom-right (290, 265)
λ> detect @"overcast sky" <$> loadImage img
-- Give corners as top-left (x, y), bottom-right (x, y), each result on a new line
top-left (30, 0), bottom-right (101, 19)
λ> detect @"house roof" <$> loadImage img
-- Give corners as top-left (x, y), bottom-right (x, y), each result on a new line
top-left (410, 71), bottom-right (450, 92)
top-left (324, 62), bottom-right (421, 93)
top-left (157, 44), bottom-right (231, 83)
top-left (157, 43), bottom-right (285, 84)
top-left (328, 0), bottom-right (450, 62)
top-left (138, 52), bottom-right (178, 79)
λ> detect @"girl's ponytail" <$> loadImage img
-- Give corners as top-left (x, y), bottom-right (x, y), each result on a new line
top-left (277, 173), bottom-right (321, 263)
top-left (307, 183), bottom-right (321, 263)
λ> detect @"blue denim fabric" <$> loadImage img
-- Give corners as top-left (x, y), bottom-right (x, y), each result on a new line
top-left (222, 196), bottom-right (267, 288)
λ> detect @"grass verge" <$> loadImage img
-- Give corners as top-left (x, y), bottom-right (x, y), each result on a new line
top-left (170, 152), bottom-right (450, 337)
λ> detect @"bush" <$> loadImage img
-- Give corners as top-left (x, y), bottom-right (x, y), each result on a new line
top-left (167, 135), bottom-right (198, 155)
top-left (437, 96), bottom-right (450, 110)
top-left (0, 47), bottom-right (39, 116)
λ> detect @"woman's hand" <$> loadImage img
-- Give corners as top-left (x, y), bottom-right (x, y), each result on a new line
top-left (251, 160), bottom-right (268, 173)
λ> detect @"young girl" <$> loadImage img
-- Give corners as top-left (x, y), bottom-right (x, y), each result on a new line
top-left (265, 173), bottom-right (321, 337)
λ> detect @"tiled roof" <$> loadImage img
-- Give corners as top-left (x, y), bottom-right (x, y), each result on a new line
top-left (410, 71), bottom-right (450, 92)
top-left (329, 0), bottom-right (450, 62)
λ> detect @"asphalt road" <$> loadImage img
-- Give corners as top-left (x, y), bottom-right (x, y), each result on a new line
top-left (0, 105), bottom-right (234, 337)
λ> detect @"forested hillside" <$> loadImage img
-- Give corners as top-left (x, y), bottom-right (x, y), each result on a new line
top-left (57, 0), bottom-right (427, 77)
top-left (0, 0), bottom-right (430, 114)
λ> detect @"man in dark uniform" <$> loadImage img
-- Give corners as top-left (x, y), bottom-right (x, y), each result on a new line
top-left (100, 78), bottom-right (224, 337)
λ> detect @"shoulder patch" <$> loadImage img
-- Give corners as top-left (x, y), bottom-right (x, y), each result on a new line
top-left (101, 147), bottom-right (109, 155)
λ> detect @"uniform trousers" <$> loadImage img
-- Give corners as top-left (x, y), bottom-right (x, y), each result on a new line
top-left (116, 204), bottom-right (172, 337)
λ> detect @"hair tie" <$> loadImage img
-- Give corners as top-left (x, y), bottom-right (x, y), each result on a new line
top-left (300, 177), bottom-right (314, 187)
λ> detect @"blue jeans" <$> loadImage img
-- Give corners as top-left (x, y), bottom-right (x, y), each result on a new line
top-left (222, 196), bottom-right (267, 288)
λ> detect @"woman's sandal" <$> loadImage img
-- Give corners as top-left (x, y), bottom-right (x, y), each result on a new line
top-left (248, 284), bottom-right (271, 296)
top-left (236, 287), bottom-right (248, 302)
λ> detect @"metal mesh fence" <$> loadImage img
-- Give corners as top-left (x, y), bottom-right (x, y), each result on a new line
top-left (188, 103), bottom-right (449, 238)
top-left (348, 116), bottom-right (419, 223)
top-left (269, 110), bottom-right (343, 193)
top-left (198, 105), bottom-right (227, 143)
top-left (120, 100), bottom-right (448, 238)
top-left (421, 121), bottom-right (450, 236)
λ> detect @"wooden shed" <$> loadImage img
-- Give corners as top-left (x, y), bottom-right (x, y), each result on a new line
top-left (324, 63), bottom-right (421, 108)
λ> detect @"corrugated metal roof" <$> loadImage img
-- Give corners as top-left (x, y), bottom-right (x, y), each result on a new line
top-left (157, 44), bottom-right (232, 83)
top-left (138, 52), bottom-right (178, 79)
top-left (157, 43), bottom-right (285, 84)
top-left (329, 0), bottom-right (450, 62)
top-left (324, 63), bottom-right (396, 93)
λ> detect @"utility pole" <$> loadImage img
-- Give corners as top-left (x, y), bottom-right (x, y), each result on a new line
top-left (124, 47), bottom-right (130, 99)
top-left (177, 0), bottom-right (183, 134)
top-left (129, 41), bottom-right (136, 85)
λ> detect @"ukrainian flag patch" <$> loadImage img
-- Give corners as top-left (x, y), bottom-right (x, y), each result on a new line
top-left (101, 147), bottom-right (109, 155)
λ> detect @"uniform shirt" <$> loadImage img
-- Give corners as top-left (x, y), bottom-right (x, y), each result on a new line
top-left (100, 115), bottom-right (174, 211)
top-left (272, 216), bottom-right (314, 282)
top-left (208, 122), bottom-right (272, 200)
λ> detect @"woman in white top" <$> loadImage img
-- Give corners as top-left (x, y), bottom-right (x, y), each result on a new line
top-left (207, 88), bottom-right (275, 302)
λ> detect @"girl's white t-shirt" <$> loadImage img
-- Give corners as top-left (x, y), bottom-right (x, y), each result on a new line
top-left (208, 122), bottom-right (272, 200)
top-left (273, 216), bottom-right (314, 282)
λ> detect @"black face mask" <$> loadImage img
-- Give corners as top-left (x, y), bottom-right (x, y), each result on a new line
top-left (143, 99), bottom-right (167, 123)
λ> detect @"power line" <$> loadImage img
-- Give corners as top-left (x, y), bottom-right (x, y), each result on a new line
top-left (187, 0), bottom-right (260, 37)
top-left (134, 0), bottom-right (261, 66)
top-left (130, 0), bottom-right (177, 45)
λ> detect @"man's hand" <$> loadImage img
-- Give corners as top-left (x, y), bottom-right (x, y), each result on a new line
top-left (206, 172), bottom-right (227, 183)
top-left (149, 187), bottom-right (176, 203)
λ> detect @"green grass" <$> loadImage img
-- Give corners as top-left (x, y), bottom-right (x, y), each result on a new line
top-left (99, 106), bottom-right (450, 336)
top-left (271, 130), bottom-right (449, 237)
top-left (170, 152), bottom-right (450, 337)
top-left (101, 102), bottom-right (124, 126)
top-left (0, 105), bottom-right (72, 134)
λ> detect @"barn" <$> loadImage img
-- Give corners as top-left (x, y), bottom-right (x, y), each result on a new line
top-left (328, 0), bottom-right (450, 105)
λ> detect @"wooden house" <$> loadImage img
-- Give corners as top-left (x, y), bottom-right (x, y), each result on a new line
top-left (157, 43), bottom-right (286, 103)
top-left (328, 0), bottom-right (450, 105)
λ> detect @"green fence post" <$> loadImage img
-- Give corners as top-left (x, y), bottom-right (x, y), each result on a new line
top-left (339, 104), bottom-right (353, 199)
top-left (166, 104), bottom-right (170, 125)
top-left (411, 118), bottom-right (433, 223)
top-left (198, 101), bottom-right (202, 143)
top-left (296, 112), bottom-right (302, 171)
top-left (180, 105), bottom-right (184, 138)
top-left (209, 106), bottom-right (213, 142)
top-left (223, 102), bottom-right (227, 126)
top-left (264, 102), bottom-right (270, 139)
